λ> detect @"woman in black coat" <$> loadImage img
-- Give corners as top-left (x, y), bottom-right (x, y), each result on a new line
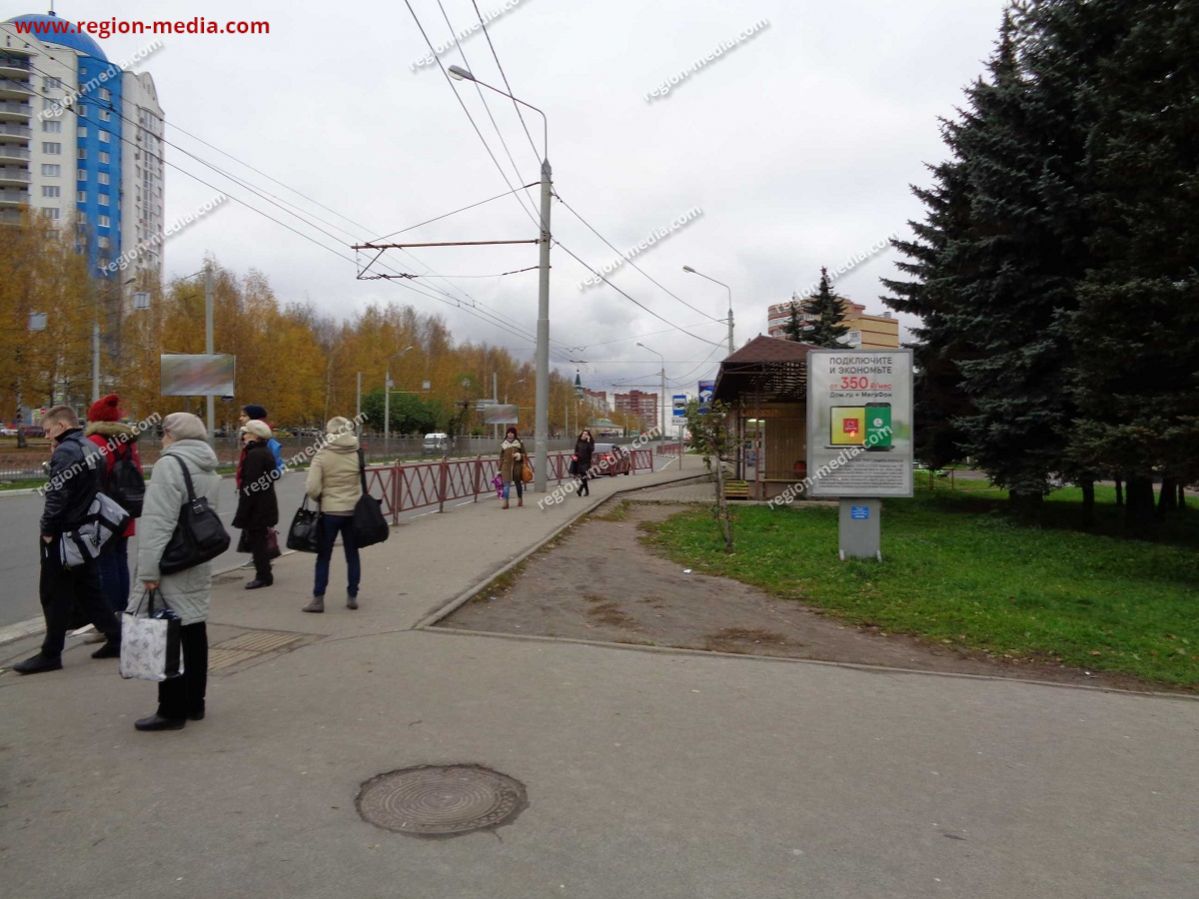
top-left (573, 428), bottom-right (595, 497)
top-left (233, 420), bottom-right (279, 589)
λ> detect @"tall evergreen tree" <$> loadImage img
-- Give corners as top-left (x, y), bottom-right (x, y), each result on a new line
top-left (800, 268), bottom-right (851, 348)
top-left (1066, 0), bottom-right (1199, 526)
top-left (781, 299), bottom-right (805, 342)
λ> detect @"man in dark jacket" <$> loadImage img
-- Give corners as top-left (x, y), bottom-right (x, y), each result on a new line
top-left (14, 406), bottom-right (122, 674)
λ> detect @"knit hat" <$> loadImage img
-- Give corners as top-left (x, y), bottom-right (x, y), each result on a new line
top-left (162, 412), bottom-right (207, 441)
top-left (88, 393), bottom-right (122, 423)
top-left (242, 420), bottom-right (272, 440)
top-left (242, 403), bottom-right (268, 421)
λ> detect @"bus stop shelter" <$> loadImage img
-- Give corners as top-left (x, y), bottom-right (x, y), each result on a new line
top-left (713, 335), bottom-right (816, 500)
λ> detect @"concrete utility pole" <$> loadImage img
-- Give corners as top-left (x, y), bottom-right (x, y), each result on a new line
top-left (637, 342), bottom-right (667, 438)
top-left (682, 265), bottom-right (734, 355)
top-left (384, 345), bottom-right (415, 455)
top-left (205, 264), bottom-right (214, 438)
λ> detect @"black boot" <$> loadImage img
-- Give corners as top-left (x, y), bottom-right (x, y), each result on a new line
top-left (12, 652), bottom-right (63, 675)
top-left (135, 714), bottom-right (186, 731)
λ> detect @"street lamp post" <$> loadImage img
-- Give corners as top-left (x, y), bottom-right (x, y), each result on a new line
top-left (449, 65), bottom-right (551, 493)
top-left (174, 265), bottom-right (216, 437)
top-left (637, 342), bottom-right (666, 440)
top-left (384, 345), bottom-right (415, 455)
top-left (682, 265), bottom-right (734, 355)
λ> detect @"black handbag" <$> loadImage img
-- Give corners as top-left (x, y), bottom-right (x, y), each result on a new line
top-left (237, 527), bottom-right (282, 558)
top-left (286, 498), bottom-right (321, 553)
top-left (159, 456), bottom-right (231, 575)
top-left (351, 450), bottom-right (389, 548)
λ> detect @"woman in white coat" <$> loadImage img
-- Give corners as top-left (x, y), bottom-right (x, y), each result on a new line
top-left (128, 412), bottom-right (221, 732)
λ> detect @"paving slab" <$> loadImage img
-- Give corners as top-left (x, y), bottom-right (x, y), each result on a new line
top-left (1, 461), bottom-right (1196, 899)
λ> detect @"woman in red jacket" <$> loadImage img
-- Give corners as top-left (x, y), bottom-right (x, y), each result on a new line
top-left (85, 394), bottom-right (143, 615)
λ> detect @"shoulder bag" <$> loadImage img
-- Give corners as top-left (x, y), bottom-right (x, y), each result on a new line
top-left (159, 456), bottom-right (231, 575)
top-left (351, 450), bottom-right (390, 548)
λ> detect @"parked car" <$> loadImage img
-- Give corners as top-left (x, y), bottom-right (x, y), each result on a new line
top-left (423, 432), bottom-right (449, 454)
top-left (591, 443), bottom-right (632, 476)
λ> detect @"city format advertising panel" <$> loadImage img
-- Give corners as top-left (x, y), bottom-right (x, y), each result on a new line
top-left (160, 354), bottom-right (236, 397)
top-left (806, 349), bottom-right (913, 497)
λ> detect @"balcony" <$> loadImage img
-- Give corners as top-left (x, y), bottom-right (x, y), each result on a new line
top-left (0, 122), bottom-right (31, 139)
top-left (0, 80), bottom-right (32, 100)
top-left (0, 188), bottom-right (29, 206)
top-left (0, 208), bottom-right (23, 225)
top-left (0, 168), bottom-right (31, 185)
top-left (0, 100), bottom-right (32, 120)
top-left (0, 56), bottom-right (32, 76)
top-left (0, 145), bottom-right (30, 162)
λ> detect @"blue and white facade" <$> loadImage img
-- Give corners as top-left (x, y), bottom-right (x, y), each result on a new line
top-left (0, 12), bottom-right (164, 284)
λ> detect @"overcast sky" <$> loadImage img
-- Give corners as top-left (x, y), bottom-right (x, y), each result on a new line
top-left (16, 0), bottom-right (1008, 397)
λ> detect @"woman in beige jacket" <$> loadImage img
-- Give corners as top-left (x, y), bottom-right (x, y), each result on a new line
top-left (302, 417), bottom-right (363, 612)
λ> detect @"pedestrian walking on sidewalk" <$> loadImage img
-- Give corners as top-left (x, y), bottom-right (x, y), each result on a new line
top-left (572, 428), bottom-right (595, 497)
top-left (302, 416), bottom-right (363, 613)
top-left (13, 406), bottom-right (122, 675)
top-left (86, 393), bottom-right (143, 617)
top-left (128, 412), bottom-right (220, 731)
top-left (498, 427), bottom-right (527, 509)
top-left (234, 420), bottom-right (279, 590)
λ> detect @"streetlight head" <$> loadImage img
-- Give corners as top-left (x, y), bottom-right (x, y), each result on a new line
top-left (682, 265), bottom-right (696, 273)
top-left (448, 65), bottom-right (474, 81)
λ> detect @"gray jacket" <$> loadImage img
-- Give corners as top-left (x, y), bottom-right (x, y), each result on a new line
top-left (129, 439), bottom-right (221, 625)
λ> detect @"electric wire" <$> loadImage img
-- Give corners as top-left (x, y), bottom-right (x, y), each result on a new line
top-left (470, 0), bottom-right (541, 165)
top-left (371, 182), bottom-right (539, 243)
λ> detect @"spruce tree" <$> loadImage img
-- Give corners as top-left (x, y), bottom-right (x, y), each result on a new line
top-left (782, 299), bottom-right (805, 341)
top-left (1066, 0), bottom-right (1199, 526)
top-left (800, 268), bottom-right (850, 348)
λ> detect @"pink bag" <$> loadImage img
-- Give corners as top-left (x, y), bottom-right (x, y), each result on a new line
top-left (492, 474), bottom-right (504, 498)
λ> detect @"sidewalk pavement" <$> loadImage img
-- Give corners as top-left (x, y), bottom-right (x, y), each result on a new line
top-left (2, 459), bottom-right (1197, 899)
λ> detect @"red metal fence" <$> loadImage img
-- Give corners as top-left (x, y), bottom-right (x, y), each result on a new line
top-left (366, 449), bottom-right (658, 523)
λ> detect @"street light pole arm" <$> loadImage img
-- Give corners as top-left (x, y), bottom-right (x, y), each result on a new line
top-left (448, 68), bottom-right (548, 160)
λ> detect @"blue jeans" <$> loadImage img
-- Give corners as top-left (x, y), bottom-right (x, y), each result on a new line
top-left (314, 514), bottom-right (360, 598)
top-left (97, 536), bottom-right (131, 615)
top-left (502, 479), bottom-right (524, 501)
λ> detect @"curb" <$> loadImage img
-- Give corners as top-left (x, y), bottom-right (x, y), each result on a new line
top-left (413, 471), bottom-right (709, 629)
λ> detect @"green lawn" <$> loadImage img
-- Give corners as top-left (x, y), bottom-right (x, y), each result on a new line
top-left (641, 484), bottom-right (1199, 687)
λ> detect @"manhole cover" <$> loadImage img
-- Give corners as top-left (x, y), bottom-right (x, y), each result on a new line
top-left (356, 765), bottom-right (527, 837)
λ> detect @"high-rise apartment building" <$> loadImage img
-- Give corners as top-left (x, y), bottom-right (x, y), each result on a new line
top-left (614, 389), bottom-right (658, 431)
top-left (766, 296), bottom-right (899, 349)
top-left (1, 12), bottom-right (164, 285)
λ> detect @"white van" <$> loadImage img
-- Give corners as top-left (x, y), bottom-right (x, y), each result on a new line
top-left (422, 432), bottom-right (449, 454)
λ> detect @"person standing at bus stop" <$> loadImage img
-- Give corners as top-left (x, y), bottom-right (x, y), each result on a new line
top-left (498, 427), bottom-right (527, 509)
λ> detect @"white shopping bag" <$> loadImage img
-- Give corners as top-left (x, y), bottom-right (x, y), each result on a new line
top-left (119, 589), bottom-right (184, 682)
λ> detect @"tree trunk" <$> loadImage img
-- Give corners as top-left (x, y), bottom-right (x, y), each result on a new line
top-left (1157, 477), bottom-right (1178, 517)
top-left (1124, 475), bottom-right (1156, 532)
top-left (1179, 484), bottom-right (1186, 508)
top-left (1080, 480), bottom-right (1095, 524)
top-left (713, 455), bottom-right (733, 553)
top-left (1114, 476), bottom-right (1123, 507)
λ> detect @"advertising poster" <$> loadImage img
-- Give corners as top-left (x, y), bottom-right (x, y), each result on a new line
top-left (481, 403), bottom-right (519, 425)
top-left (672, 394), bottom-right (687, 418)
top-left (697, 380), bottom-right (715, 413)
top-left (160, 354), bottom-right (236, 397)
top-left (806, 349), bottom-right (913, 497)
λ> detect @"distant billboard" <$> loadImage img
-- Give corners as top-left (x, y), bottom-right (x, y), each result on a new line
top-left (481, 403), bottom-right (519, 425)
top-left (160, 354), bottom-right (236, 397)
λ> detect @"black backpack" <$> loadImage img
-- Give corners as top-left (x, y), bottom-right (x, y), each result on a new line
top-left (105, 441), bottom-right (146, 518)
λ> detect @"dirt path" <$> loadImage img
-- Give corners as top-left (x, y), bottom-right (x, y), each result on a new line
top-left (439, 501), bottom-right (1180, 694)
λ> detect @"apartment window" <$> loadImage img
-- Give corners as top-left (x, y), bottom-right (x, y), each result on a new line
top-left (77, 147), bottom-right (86, 159)
top-left (77, 125), bottom-right (87, 138)
top-left (40, 163), bottom-right (60, 176)
top-left (42, 141), bottom-right (61, 155)
top-left (41, 185), bottom-right (61, 198)
top-left (43, 76), bottom-right (62, 91)
top-left (98, 193), bottom-right (108, 206)
top-left (42, 120), bottom-right (61, 133)
top-left (97, 215), bottom-right (110, 228)
top-left (98, 131), bottom-right (109, 144)
top-left (98, 172), bottom-right (109, 185)
top-left (41, 207), bottom-right (60, 220)
top-left (98, 152), bottom-right (109, 164)
top-left (98, 236), bottom-right (109, 248)
top-left (78, 105), bottom-right (86, 117)
top-left (99, 109), bottom-right (111, 122)
top-left (99, 88), bottom-right (110, 101)
top-left (76, 190), bottom-right (86, 202)
top-left (77, 168), bottom-right (86, 180)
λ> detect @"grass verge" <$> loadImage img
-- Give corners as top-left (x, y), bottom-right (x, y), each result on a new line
top-left (640, 485), bottom-right (1199, 687)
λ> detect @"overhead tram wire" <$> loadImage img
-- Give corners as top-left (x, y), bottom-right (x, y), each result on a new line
top-left (11, 76), bottom-right (551, 352)
top-left (470, 0), bottom-right (541, 167)
top-left (552, 240), bottom-right (725, 347)
top-left (402, 0), bottom-right (542, 231)
top-left (433, 0), bottom-right (538, 219)
top-left (18, 43), bottom-right (548, 350)
top-left (554, 192), bottom-right (723, 324)
top-left (371, 183), bottom-right (540, 243)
